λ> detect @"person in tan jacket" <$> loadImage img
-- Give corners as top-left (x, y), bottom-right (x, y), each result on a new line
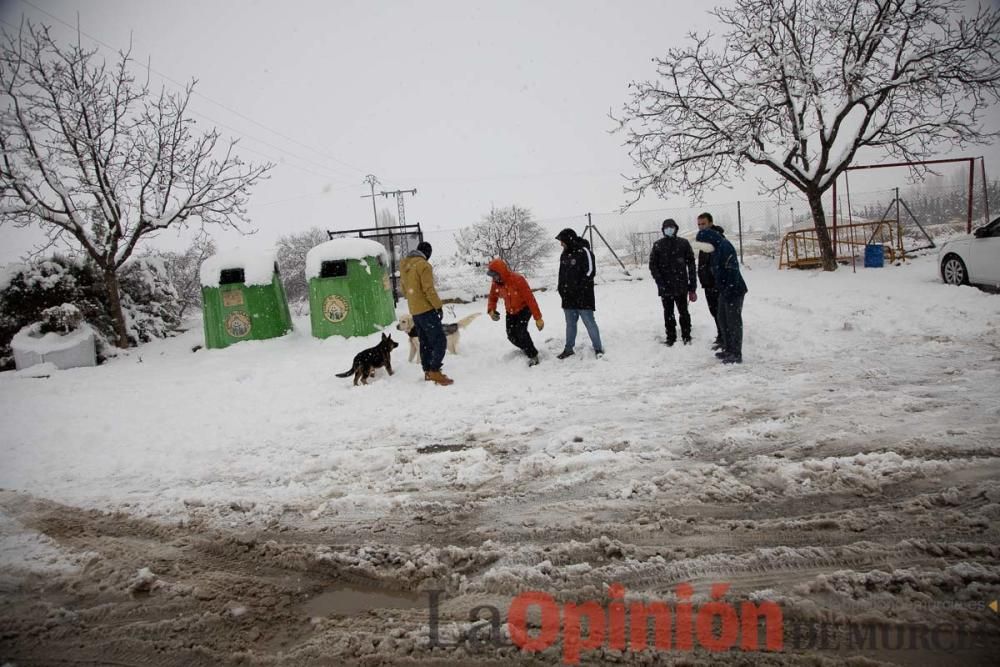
top-left (399, 241), bottom-right (453, 385)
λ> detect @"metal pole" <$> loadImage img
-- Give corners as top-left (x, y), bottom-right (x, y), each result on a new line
top-left (363, 174), bottom-right (379, 228)
top-left (967, 158), bottom-right (975, 234)
top-left (981, 157), bottom-right (991, 225)
top-left (587, 212), bottom-right (594, 248)
top-left (588, 220), bottom-right (631, 276)
top-left (737, 201), bottom-right (744, 264)
top-left (832, 178), bottom-right (838, 255)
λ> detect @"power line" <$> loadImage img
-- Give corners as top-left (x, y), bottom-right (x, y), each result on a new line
top-left (16, 0), bottom-right (369, 181)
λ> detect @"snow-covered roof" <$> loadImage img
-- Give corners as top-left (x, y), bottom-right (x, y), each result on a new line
top-left (199, 249), bottom-right (277, 288)
top-left (305, 239), bottom-right (388, 280)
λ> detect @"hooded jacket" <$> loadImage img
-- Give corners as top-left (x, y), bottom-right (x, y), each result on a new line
top-left (696, 228), bottom-right (748, 298)
top-left (555, 229), bottom-right (596, 310)
top-left (486, 258), bottom-right (542, 320)
top-left (399, 249), bottom-right (443, 316)
top-left (697, 225), bottom-right (725, 290)
top-left (649, 232), bottom-right (696, 296)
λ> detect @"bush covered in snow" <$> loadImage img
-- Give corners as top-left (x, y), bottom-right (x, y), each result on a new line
top-left (37, 303), bottom-right (84, 335)
top-left (0, 255), bottom-right (180, 370)
top-left (157, 235), bottom-right (216, 319)
top-left (118, 257), bottom-right (181, 343)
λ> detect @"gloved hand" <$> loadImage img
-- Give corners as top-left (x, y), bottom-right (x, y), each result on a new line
top-left (435, 308), bottom-right (443, 320)
top-left (688, 291), bottom-right (698, 303)
top-left (535, 318), bottom-right (544, 331)
top-left (488, 310), bottom-right (500, 322)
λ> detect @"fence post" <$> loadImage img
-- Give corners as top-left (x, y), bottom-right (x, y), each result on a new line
top-left (737, 201), bottom-right (744, 264)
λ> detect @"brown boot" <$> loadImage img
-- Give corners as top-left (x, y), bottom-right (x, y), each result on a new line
top-left (425, 370), bottom-right (454, 386)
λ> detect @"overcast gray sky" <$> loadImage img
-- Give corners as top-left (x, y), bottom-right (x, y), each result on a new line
top-left (2, 0), bottom-right (998, 261)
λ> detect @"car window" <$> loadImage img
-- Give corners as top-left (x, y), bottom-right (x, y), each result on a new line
top-left (975, 216), bottom-right (1000, 237)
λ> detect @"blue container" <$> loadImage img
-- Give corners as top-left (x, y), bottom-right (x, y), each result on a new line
top-left (864, 244), bottom-right (885, 268)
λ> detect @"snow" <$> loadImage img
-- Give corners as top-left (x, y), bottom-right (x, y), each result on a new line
top-left (199, 248), bottom-right (277, 288)
top-left (304, 238), bottom-right (389, 280)
top-left (0, 254), bottom-right (996, 526)
top-left (0, 262), bottom-right (25, 292)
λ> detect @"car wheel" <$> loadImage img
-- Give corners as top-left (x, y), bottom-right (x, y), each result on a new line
top-left (941, 254), bottom-right (968, 286)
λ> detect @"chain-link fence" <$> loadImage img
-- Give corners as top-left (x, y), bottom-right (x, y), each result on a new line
top-left (409, 178), bottom-right (995, 276)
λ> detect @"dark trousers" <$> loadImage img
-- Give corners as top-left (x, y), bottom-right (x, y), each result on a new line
top-left (660, 294), bottom-right (691, 341)
top-left (717, 293), bottom-right (744, 358)
top-left (505, 307), bottom-right (538, 358)
top-left (413, 310), bottom-right (447, 372)
top-left (704, 287), bottom-right (721, 341)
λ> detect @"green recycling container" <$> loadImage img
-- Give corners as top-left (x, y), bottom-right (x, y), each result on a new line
top-left (305, 239), bottom-right (395, 338)
top-left (199, 250), bottom-right (293, 349)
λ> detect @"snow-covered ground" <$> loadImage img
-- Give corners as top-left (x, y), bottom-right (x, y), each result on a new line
top-left (2, 254), bottom-right (999, 665)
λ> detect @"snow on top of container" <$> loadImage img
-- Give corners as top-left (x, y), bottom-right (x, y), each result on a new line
top-left (305, 238), bottom-right (388, 280)
top-left (199, 248), bottom-right (277, 288)
top-left (12, 322), bottom-right (95, 355)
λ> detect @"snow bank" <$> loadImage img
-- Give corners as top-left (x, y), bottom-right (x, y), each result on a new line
top-left (305, 239), bottom-right (388, 280)
top-left (12, 323), bottom-right (96, 371)
top-left (199, 249), bottom-right (277, 288)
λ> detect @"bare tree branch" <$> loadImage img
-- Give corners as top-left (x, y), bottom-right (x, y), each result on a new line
top-left (614, 0), bottom-right (1000, 270)
top-left (0, 22), bottom-right (273, 344)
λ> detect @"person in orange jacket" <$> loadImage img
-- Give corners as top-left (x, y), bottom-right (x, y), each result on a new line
top-left (486, 258), bottom-right (544, 366)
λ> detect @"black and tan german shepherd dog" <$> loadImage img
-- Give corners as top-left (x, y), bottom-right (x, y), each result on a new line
top-left (336, 333), bottom-right (399, 385)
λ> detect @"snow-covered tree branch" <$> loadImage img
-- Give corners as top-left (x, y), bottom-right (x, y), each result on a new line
top-left (0, 22), bottom-right (273, 345)
top-left (455, 205), bottom-right (548, 274)
top-left (615, 0), bottom-right (1000, 270)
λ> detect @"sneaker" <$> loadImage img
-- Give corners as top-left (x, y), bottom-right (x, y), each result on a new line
top-left (664, 338), bottom-right (676, 347)
top-left (527, 356), bottom-right (540, 367)
top-left (425, 370), bottom-right (454, 385)
top-left (682, 337), bottom-right (692, 345)
top-left (715, 351), bottom-right (728, 359)
top-left (721, 355), bottom-right (742, 364)
top-left (594, 349), bottom-right (605, 359)
top-left (556, 350), bottom-right (574, 360)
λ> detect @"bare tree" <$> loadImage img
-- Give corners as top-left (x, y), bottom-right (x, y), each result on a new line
top-left (275, 226), bottom-right (328, 302)
top-left (454, 205), bottom-right (548, 273)
top-left (615, 0), bottom-right (1000, 270)
top-left (0, 22), bottom-right (272, 345)
top-left (158, 233), bottom-right (216, 319)
top-left (377, 207), bottom-right (397, 229)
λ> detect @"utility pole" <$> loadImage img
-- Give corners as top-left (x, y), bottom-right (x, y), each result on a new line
top-left (379, 188), bottom-right (417, 226)
top-left (361, 174), bottom-right (380, 227)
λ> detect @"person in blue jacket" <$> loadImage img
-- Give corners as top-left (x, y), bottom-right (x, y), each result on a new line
top-left (696, 227), bottom-right (747, 364)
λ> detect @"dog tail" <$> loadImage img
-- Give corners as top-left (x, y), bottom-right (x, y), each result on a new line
top-left (456, 313), bottom-right (481, 329)
top-left (335, 365), bottom-right (355, 378)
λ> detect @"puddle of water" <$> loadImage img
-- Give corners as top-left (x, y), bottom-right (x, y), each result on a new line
top-left (301, 585), bottom-right (425, 617)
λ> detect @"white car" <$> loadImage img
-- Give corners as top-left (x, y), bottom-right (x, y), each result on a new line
top-left (938, 216), bottom-right (1000, 289)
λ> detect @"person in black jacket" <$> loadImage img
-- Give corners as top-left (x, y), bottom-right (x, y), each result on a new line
top-left (696, 212), bottom-right (725, 350)
top-left (649, 219), bottom-right (697, 346)
top-left (555, 228), bottom-right (604, 359)
top-left (696, 227), bottom-right (748, 364)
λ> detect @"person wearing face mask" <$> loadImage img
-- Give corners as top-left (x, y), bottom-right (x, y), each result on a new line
top-left (648, 218), bottom-right (697, 346)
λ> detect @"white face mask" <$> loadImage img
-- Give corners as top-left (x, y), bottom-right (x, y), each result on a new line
top-left (662, 227), bottom-right (676, 237)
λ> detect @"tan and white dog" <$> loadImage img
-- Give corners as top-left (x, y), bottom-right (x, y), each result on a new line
top-left (396, 312), bottom-right (480, 363)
